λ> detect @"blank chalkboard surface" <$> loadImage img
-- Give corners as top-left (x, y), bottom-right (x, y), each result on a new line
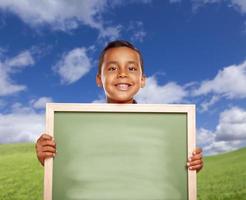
top-left (44, 104), bottom-right (196, 200)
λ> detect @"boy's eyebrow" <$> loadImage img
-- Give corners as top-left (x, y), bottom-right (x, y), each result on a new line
top-left (106, 61), bottom-right (119, 65)
top-left (106, 61), bottom-right (139, 65)
top-left (127, 61), bottom-right (138, 65)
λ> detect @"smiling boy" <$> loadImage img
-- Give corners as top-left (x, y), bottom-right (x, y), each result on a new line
top-left (36, 40), bottom-right (203, 172)
top-left (96, 41), bottom-right (145, 104)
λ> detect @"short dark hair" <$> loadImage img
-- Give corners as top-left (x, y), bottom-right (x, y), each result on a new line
top-left (98, 40), bottom-right (144, 75)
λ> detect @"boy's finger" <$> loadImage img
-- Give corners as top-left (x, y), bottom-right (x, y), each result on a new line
top-left (42, 146), bottom-right (57, 153)
top-left (42, 140), bottom-right (56, 147)
top-left (188, 164), bottom-right (203, 171)
top-left (40, 134), bottom-right (53, 141)
top-left (188, 160), bottom-right (203, 167)
top-left (189, 153), bottom-right (202, 161)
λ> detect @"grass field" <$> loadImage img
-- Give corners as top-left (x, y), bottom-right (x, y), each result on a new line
top-left (197, 147), bottom-right (246, 200)
top-left (0, 143), bottom-right (245, 200)
top-left (0, 143), bottom-right (43, 200)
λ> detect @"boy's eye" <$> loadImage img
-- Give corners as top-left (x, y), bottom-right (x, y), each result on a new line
top-left (108, 66), bottom-right (117, 71)
top-left (128, 66), bottom-right (137, 71)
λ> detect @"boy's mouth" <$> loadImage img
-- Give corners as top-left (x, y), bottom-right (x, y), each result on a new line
top-left (115, 83), bottom-right (132, 91)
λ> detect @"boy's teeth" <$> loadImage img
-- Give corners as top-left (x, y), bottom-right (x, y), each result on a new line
top-left (116, 83), bottom-right (129, 90)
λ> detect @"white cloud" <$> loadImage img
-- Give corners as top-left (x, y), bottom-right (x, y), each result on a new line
top-left (0, 50), bottom-right (34, 96)
top-left (0, 0), bottom-right (152, 39)
top-left (0, 103), bottom-right (44, 144)
top-left (197, 128), bottom-right (216, 149)
top-left (0, 0), bottom-right (122, 39)
top-left (135, 76), bottom-right (187, 103)
top-left (5, 51), bottom-right (34, 67)
top-left (0, 0), bottom-right (162, 40)
top-left (190, 0), bottom-right (246, 14)
top-left (53, 47), bottom-right (92, 85)
top-left (132, 31), bottom-right (146, 42)
top-left (31, 97), bottom-right (53, 109)
top-left (198, 127), bottom-right (244, 155)
top-left (193, 61), bottom-right (246, 99)
top-left (190, 0), bottom-right (222, 10)
top-left (197, 107), bottom-right (246, 155)
top-left (0, 0), bottom-right (104, 29)
top-left (216, 107), bottom-right (246, 141)
top-left (200, 95), bottom-right (220, 112)
top-left (231, 0), bottom-right (246, 13)
top-left (98, 25), bottom-right (122, 41)
top-left (203, 139), bottom-right (242, 155)
top-left (128, 21), bottom-right (147, 42)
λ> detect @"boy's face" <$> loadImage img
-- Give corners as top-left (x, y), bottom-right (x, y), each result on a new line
top-left (96, 47), bottom-right (145, 103)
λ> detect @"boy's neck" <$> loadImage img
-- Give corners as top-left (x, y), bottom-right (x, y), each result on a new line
top-left (106, 98), bottom-right (136, 104)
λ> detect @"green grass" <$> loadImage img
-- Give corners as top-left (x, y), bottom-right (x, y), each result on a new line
top-left (0, 143), bottom-right (43, 200)
top-left (0, 143), bottom-right (245, 199)
top-left (198, 147), bottom-right (246, 200)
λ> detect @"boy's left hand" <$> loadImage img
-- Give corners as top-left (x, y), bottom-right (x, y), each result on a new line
top-left (187, 147), bottom-right (203, 172)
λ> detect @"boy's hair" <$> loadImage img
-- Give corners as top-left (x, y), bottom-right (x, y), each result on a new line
top-left (98, 40), bottom-right (144, 75)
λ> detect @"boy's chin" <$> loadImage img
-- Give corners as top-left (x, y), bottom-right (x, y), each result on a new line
top-left (107, 96), bottom-right (134, 104)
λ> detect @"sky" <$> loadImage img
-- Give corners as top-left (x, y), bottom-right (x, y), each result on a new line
top-left (0, 0), bottom-right (246, 155)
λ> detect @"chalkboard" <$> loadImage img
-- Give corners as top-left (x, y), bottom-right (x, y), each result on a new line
top-left (44, 103), bottom-right (196, 200)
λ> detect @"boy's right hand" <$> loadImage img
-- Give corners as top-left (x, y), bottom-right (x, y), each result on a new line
top-left (35, 133), bottom-right (56, 166)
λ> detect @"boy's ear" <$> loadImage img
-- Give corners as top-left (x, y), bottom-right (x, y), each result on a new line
top-left (96, 74), bottom-right (103, 87)
top-left (141, 74), bottom-right (146, 88)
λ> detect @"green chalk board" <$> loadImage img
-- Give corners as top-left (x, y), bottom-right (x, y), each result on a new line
top-left (44, 104), bottom-right (196, 200)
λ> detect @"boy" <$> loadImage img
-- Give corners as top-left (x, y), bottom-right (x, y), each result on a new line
top-left (36, 40), bottom-right (203, 172)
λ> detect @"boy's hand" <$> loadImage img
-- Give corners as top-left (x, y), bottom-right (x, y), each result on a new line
top-left (35, 133), bottom-right (56, 166)
top-left (187, 147), bottom-right (203, 173)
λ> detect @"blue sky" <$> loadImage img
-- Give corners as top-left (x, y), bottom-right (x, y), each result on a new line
top-left (0, 0), bottom-right (246, 155)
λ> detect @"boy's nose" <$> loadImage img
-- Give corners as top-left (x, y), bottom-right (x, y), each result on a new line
top-left (118, 70), bottom-right (128, 78)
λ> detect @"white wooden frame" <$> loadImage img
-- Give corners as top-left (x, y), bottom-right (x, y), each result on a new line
top-left (45, 103), bottom-right (196, 200)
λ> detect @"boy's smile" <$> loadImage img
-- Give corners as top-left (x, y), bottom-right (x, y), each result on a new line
top-left (115, 83), bottom-right (132, 91)
top-left (96, 47), bottom-right (145, 103)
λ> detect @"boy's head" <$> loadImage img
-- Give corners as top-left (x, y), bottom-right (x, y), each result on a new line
top-left (96, 40), bottom-right (146, 104)
top-left (98, 40), bottom-right (144, 75)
